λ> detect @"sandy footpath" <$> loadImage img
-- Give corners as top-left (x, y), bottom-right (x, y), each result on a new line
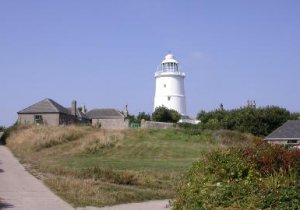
top-left (78, 200), bottom-right (170, 210)
top-left (0, 145), bottom-right (74, 210)
top-left (79, 200), bottom-right (170, 210)
top-left (0, 145), bottom-right (171, 210)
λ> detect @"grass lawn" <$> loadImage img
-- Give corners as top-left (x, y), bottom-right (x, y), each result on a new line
top-left (6, 125), bottom-right (257, 207)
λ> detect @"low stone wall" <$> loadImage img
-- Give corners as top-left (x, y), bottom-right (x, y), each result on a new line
top-left (141, 120), bottom-right (174, 129)
top-left (92, 118), bottom-right (129, 129)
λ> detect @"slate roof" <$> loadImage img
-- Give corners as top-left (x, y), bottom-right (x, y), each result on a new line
top-left (265, 120), bottom-right (300, 140)
top-left (18, 98), bottom-right (70, 115)
top-left (86, 109), bottom-right (124, 119)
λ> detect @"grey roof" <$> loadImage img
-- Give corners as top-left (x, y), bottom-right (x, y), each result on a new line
top-left (86, 109), bottom-right (124, 119)
top-left (18, 98), bottom-right (70, 115)
top-left (265, 120), bottom-right (300, 140)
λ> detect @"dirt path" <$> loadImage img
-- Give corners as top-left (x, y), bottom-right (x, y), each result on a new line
top-left (0, 145), bottom-right (171, 210)
top-left (0, 145), bottom-right (74, 210)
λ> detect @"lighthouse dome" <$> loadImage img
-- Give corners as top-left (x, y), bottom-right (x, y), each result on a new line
top-left (157, 53), bottom-right (181, 72)
top-left (162, 53), bottom-right (178, 64)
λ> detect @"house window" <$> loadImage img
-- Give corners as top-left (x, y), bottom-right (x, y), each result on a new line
top-left (168, 96), bottom-right (171, 101)
top-left (34, 115), bottom-right (43, 124)
top-left (287, 140), bottom-right (298, 144)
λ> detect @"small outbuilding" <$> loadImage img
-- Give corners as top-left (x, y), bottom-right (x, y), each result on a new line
top-left (264, 120), bottom-right (300, 147)
top-left (86, 108), bottom-right (129, 129)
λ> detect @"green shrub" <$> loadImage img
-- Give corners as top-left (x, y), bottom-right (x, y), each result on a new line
top-left (152, 106), bottom-right (181, 123)
top-left (197, 106), bottom-right (297, 136)
top-left (263, 174), bottom-right (300, 209)
top-left (177, 123), bottom-right (202, 136)
top-left (172, 142), bottom-right (300, 209)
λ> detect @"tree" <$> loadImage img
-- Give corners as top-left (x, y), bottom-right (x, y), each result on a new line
top-left (126, 114), bottom-right (138, 124)
top-left (196, 105), bottom-right (296, 136)
top-left (137, 112), bottom-right (151, 122)
top-left (125, 112), bottom-right (151, 124)
top-left (152, 106), bottom-right (181, 123)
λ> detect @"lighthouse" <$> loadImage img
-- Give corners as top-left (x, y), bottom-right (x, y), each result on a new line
top-left (154, 53), bottom-right (186, 116)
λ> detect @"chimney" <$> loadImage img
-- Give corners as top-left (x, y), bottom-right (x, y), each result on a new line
top-left (123, 104), bottom-right (128, 117)
top-left (72, 100), bottom-right (77, 116)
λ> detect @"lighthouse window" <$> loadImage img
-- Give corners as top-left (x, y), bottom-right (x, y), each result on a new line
top-left (164, 84), bottom-right (166, 88)
top-left (168, 96), bottom-right (171, 101)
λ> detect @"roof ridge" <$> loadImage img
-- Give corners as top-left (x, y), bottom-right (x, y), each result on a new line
top-left (17, 98), bottom-right (70, 114)
top-left (18, 98), bottom-right (45, 114)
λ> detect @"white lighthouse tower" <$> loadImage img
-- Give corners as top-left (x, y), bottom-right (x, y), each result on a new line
top-left (154, 53), bottom-right (186, 116)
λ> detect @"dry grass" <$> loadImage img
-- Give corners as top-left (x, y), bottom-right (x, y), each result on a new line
top-left (212, 129), bottom-right (259, 148)
top-left (7, 125), bottom-right (85, 153)
top-left (45, 175), bottom-right (167, 207)
top-left (7, 126), bottom-right (124, 156)
top-left (79, 131), bottom-right (124, 153)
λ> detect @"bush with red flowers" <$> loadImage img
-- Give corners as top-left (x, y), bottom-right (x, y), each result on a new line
top-left (173, 142), bottom-right (300, 209)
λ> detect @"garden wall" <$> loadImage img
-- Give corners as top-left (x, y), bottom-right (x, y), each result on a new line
top-left (141, 120), bottom-right (174, 129)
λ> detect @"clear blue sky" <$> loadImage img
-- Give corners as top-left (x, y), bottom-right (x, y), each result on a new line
top-left (1, 0), bottom-right (300, 126)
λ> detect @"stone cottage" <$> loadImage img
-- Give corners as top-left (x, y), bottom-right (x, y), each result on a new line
top-left (17, 98), bottom-right (90, 126)
top-left (86, 108), bottom-right (129, 129)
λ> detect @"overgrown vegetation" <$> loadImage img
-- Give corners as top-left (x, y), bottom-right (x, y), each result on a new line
top-left (172, 142), bottom-right (300, 210)
top-left (126, 112), bottom-right (151, 124)
top-left (197, 106), bottom-right (300, 136)
top-left (152, 106), bottom-right (181, 123)
top-left (5, 125), bottom-right (256, 207)
top-left (7, 117), bottom-right (298, 209)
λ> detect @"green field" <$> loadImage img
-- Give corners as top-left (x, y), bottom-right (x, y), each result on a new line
top-left (6, 126), bottom-right (257, 207)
